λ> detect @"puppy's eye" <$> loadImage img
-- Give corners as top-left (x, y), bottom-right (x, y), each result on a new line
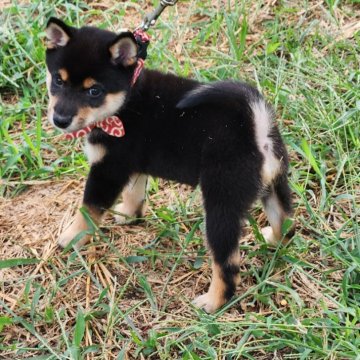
top-left (87, 86), bottom-right (103, 98)
top-left (54, 74), bottom-right (64, 86)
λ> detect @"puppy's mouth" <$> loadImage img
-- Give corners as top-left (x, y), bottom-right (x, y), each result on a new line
top-left (48, 105), bottom-right (93, 133)
top-left (47, 91), bottom-right (127, 133)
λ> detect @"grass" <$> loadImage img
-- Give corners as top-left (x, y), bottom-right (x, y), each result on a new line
top-left (0, 0), bottom-right (359, 358)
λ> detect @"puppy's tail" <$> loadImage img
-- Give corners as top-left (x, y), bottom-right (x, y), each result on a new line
top-left (177, 81), bottom-right (261, 109)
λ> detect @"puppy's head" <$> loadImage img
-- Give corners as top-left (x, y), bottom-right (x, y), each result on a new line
top-left (45, 17), bottom-right (138, 132)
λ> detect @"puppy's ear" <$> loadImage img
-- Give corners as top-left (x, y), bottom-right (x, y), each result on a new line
top-left (46, 17), bottom-right (73, 49)
top-left (109, 33), bottom-right (138, 67)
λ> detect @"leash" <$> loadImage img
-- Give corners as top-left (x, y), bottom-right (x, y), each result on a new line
top-left (133, 0), bottom-right (179, 60)
top-left (64, 1), bottom-right (178, 140)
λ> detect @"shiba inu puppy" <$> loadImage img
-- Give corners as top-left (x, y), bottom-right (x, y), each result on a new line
top-left (45, 17), bottom-right (294, 313)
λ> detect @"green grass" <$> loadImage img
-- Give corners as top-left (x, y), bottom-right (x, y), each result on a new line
top-left (1, 0), bottom-right (359, 359)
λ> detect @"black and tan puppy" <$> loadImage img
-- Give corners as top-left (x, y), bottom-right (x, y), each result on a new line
top-left (45, 17), bottom-right (293, 313)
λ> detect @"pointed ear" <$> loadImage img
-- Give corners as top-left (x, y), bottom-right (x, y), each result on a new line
top-left (109, 33), bottom-right (138, 67)
top-left (46, 17), bottom-right (73, 49)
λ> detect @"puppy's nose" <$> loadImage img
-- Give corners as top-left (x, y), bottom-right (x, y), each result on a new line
top-left (53, 113), bottom-right (72, 129)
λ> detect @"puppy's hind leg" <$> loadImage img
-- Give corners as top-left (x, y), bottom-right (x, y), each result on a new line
top-left (113, 174), bottom-right (147, 224)
top-left (194, 166), bottom-right (260, 313)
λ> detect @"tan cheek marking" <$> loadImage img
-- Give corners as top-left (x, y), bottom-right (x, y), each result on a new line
top-left (74, 107), bottom-right (92, 127)
top-left (46, 71), bottom-right (58, 112)
top-left (47, 93), bottom-right (58, 122)
top-left (103, 92), bottom-right (126, 113)
top-left (46, 70), bottom-right (52, 90)
top-left (72, 92), bottom-right (127, 127)
top-left (58, 68), bottom-right (69, 82)
top-left (105, 92), bottom-right (126, 104)
top-left (78, 107), bottom-right (91, 119)
top-left (83, 77), bottom-right (96, 89)
top-left (48, 94), bottom-right (57, 108)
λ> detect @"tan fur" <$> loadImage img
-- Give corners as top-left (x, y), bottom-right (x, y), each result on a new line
top-left (105, 92), bottom-right (126, 109)
top-left (114, 174), bottom-right (147, 224)
top-left (58, 206), bottom-right (102, 248)
top-left (261, 160), bottom-right (282, 185)
top-left (58, 68), bottom-right (69, 82)
top-left (228, 249), bottom-right (241, 267)
top-left (70, 92), bottom-right (126, 130)
top-left (47, 89), bottom-right (126, 132)
top-left (84, 141), bottom-right (107, 165)
top-left (75, 107), bottom-right (91, 127)
top-left (46, 71), bottom-right (58, 126)
top-left (228, 249), bottom-right (241, 285)
top-left (193, 263), bottom-right (227, 313)
top-left (46, 70), bottom-right (52, 90)
top-left (83, 77), bottom-right (96, 89)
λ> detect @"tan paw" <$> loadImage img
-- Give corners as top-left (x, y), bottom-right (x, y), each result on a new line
top-left (58, 224), bottom-right (90, 249)
top-left (113, 203), bottom-right (134, 224)
top-left (113, 202), bottom-right (145, 224)
top-left (261, 226), bottom-right (279, 246)
top-left (192, 292), bottom-right (226, 314)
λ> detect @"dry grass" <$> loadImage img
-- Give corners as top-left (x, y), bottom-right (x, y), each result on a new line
top-left (1, 177), bottom-right (343, 357)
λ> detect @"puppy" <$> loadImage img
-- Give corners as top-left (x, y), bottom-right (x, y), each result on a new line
top-left (45, 17), bottom-right (293, 313)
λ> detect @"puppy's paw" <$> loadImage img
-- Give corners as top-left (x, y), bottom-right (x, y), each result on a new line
top-left (261, 226), bottom-right (279, 247)
top-left (58, 211), bottom-right (92, 249)
top-left (113, 203), bottom-right (131, 224)
top-left (113, 202), bottom-right (144, 224)
top-left (58, 224), bottom-right (90, 249)
top-left (193, 292), bottom-right (226, 314)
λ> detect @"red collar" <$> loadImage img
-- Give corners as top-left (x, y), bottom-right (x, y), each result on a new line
top-left (64, 59), bottom-right (144, 140)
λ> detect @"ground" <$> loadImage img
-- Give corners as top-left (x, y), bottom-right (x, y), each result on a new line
top-left (0, 0), bottom-right (359, 359)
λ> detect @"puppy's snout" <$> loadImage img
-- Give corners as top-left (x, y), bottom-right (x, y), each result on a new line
top-left (53, 113), bottom-right (72, 129)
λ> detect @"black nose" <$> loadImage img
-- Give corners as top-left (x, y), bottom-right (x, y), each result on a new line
top-left (53, 114), bottom-right (72, 129)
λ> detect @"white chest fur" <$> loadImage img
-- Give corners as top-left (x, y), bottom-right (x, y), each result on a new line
top-left (84, 140), bottom-right (106, 165)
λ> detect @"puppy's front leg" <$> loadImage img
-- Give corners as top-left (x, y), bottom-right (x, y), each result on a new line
top-left (58, 161), bottom-right (130, 248)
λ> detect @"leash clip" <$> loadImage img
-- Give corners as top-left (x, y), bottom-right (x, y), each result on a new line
top-left (138, 0), bottom-right (178, 31)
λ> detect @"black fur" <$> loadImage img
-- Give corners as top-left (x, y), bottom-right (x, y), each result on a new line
top-left (45, 18), bottom-right (293, 311)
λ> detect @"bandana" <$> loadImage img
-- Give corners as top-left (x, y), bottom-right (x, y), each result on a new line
top-left (64, 116), bottom-right (125, 140)
top-left (64, 58), bottom-right (145, 140)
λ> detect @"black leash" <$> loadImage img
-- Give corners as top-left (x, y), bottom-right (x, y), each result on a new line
top-left (133, 0), bottom-right (179, 60)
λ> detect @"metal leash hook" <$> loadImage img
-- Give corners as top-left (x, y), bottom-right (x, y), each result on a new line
top-left (139, 0), bottom-right (178, 31)
top-left (134, 0), bottom-right (178, 60)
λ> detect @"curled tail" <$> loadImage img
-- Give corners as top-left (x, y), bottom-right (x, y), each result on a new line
top-left (177, 81), bottom-right (261, 110)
